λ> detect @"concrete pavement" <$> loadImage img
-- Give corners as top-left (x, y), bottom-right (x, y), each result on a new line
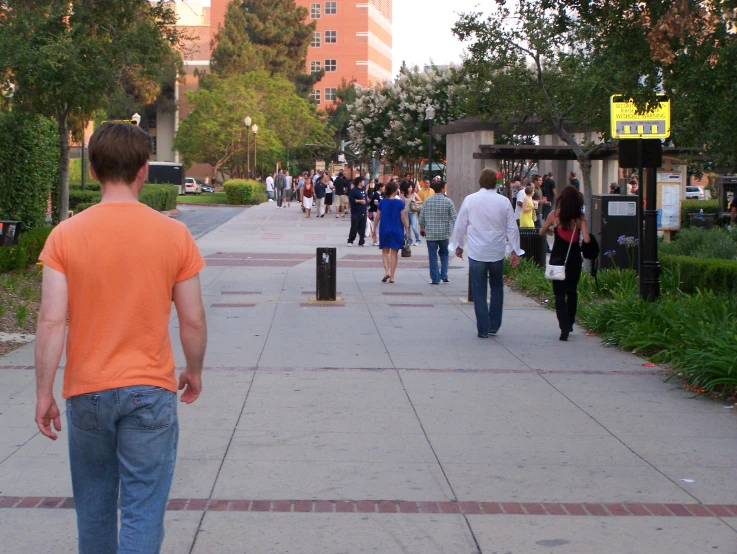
top-left (1, 201), bottom-right (736, 553)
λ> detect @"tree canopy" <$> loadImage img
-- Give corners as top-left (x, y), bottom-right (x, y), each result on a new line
top-left (0, 0), bottom-right (183, 221)
top-left (174, 71), bottom-right (331, 178)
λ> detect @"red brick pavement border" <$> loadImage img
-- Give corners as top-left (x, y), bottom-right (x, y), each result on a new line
top-left (2, 497), bottom-right (737, 517)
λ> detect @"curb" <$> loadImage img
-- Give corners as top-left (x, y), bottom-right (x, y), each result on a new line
top-left (176, 202), bottom-right (251, 208)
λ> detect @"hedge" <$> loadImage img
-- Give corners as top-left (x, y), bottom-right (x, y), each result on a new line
top-left (68, 185), bottom-right (178, 213)
top-left (223, 179), bottom-right (268, 205)
top-left (0, 112), bottom-right (58, 229)
top-left (681, 199), bottom-right (720, 227)
top-left (660, 254), bottom-right (737, 295)
top-left (0, 226), bottom-right (53, 273)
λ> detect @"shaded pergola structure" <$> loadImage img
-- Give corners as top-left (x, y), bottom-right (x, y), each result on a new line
top-left (435, 116), bottom-right (701, 209)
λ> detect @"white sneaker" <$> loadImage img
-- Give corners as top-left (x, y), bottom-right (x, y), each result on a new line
top-left (372, 241), bottom-right (379, 246)
top-left (347, 242), bottom-right (353, 247)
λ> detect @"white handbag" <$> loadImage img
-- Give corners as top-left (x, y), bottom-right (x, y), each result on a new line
top-left (545, 223), bottom-right (577, 281)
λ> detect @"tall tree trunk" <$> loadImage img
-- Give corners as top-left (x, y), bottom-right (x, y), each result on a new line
top-left (578, 155), bottom-right (594, 215)
top-left (57, 110), bottom-right (70, 222)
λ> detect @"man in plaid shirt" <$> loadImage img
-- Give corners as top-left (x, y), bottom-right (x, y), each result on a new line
top-left (419, 181), bottom-right (457, 284)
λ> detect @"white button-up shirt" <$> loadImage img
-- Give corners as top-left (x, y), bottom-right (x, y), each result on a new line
top-left (452, 188), bottom-right (524, 262)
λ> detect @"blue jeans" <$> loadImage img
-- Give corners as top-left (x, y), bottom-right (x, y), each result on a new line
top-left (469, 258), bottom-right (504, 336)
top-left (267, 191), bottom-right (274, 200)
top-left (67, 385), bottom-right (179, 554)
top-left (427, 239), bottom-right (449, 283)
top-left (408, 212), bottom-right (421, 242)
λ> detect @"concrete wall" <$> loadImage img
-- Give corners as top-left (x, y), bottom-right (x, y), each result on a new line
top-left (446, 130), bottom-right (498, 209)
top-left (156, 110), bottom-right (176, 163)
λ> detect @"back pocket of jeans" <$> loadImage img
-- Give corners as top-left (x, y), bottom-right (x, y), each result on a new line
top-left (132, 388), bottom-right (173, 430)
top-left (68, 394), bottom-right (101, 431)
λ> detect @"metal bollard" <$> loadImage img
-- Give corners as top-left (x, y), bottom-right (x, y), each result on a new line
top-left (316, 247), bottom-right (337, 301)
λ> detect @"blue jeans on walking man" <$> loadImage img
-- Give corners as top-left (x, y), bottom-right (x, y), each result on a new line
top-left (468, 258), bottom-right (504, 336)
top-left (427, 239), bottom-right (449, 284)
top-left (67, 385), bottom-right (179, 554)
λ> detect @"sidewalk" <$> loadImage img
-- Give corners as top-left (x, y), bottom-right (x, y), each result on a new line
top-left (1, 202), bottom-right (736, 553)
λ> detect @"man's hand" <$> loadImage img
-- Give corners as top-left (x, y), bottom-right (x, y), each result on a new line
top-left (510, 252), bottom-right (520, 268)
top-left (455, 247), bottom-right (464, 260)
top-left (36, 396), bottom-right (61, 440)
top-left (178, 370), bottom-right (202, 404)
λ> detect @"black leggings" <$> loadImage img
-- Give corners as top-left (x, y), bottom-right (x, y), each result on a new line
top-left (555, 291), bottom-right (577, 332)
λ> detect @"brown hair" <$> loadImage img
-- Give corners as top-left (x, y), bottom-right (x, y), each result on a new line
top-left (431, 181), bottom-right (445, 194)
top-left (524, 185), bottom-right (533, 195)
top-left (556, 185), bottom-right (584, 229)
top-left (89, 122), bottom-right (151, 184)
top-left (384, 182), bottom-right (398, 196)
top-left (479, 168), bottom-right (496, 189)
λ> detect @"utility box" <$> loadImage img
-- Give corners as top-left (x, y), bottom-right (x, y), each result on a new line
top-left (591, 195), bottom-right (641, 271)
top-left (316, 247), bottom-right (337, 301)
top-left (0, 221), bottom-right (22, 247)
top-left (518, 228), bottom-right (547, 267)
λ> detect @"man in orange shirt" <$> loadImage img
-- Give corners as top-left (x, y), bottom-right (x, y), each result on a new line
top-left (35, 122), bottom-right (208, 554)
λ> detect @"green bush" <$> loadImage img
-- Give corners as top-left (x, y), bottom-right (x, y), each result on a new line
top-left (140, 184), bottom-right (178, 211)
top-left (223, 179), bottom-right (267, 205)
top-left (69, 189), bottom-right (102, 209)
top-left (0, 112), bottom-right (58, 229)
top-left (68, 158), bottom-right (100, 187)
top-left (660, 254), bottom-right (737, 294)
top-left (69, 182), bottom-right (101, 192)
top-left (74, 203), bottom-right (96, 213)
top-left (0, 226), bottom-right (53, 273)
top-left (660, 227), bottom-right (737, 260)
top-left (681, 199), bottom-right (719, 227)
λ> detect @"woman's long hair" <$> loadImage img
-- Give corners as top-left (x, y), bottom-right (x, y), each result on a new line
top-left (556, 185), bottom-right (584, 230)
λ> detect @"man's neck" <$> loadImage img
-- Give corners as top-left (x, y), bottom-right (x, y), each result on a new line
top-left (100, 182), bottom-right (139, 203)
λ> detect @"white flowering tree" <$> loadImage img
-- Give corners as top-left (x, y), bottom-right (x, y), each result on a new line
top-left (348, 66), bottom-right (464, 179)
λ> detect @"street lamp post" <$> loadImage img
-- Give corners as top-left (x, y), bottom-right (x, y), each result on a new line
top-left (244, 116), bottom-right (252, 178)
top-left (425, 106), bottom-right (435, 182)
top-left (252, 124), bottom-right (259, 179)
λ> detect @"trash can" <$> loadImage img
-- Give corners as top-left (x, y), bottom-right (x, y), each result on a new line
top-left (519, 228), bottom-right (546, 267)
top-left (0, 221), bottom-right (21, 247)
top-left (688, 213), bottom-right (715, 229)
top-left (316, 247), bottom-right (337, 301)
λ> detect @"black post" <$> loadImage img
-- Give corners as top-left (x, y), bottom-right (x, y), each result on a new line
top-left (637, 139), bottom-right (643, 275)
top-left (641, 166), bottom-right (660, 302)
top-left (316, 247), bottom-right (337, 301)
top-left (427, 119), bottom-right (433, 181)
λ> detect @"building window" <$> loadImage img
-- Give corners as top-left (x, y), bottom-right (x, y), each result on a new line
top-left (325, 30), bottom-right (337, 44)
top-left (324, 59), bottom-right (337, 72)
top-left (311, 32), bottom-right (321, 47)
top-left (310, 89), bottom-right (321, 103)
top-left (325, 88), bottom-right (337, 101)
top-left (310, 3), bottom-right (321, 19)
top-left (325, 1), bottom-right (337, 14)
top-left (310, 60), bottom-right (322, 73)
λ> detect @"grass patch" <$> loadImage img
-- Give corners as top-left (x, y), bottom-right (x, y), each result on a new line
top-left (0, 264), bottom-right (42, 355)
top-left (176, 192), bottom-right (229, 205)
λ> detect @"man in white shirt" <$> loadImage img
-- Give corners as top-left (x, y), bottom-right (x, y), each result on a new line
top-left (265, 172), bottom-right (275, 202)
top-left (453, 169), bottom-right (523, 338)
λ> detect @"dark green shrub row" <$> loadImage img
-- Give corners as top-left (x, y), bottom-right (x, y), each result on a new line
top-left (660, 254), bottom-right (737, 295)
top-left (69, 182), bottom-right (102, 192)
top-left (659, 227), bottom-right (737, 260)
top-left (68, 185), bottom-right (178, 213)
top-left (681, 199), bottom-right (720, 227)
top-left (223, 179), bottom-right (268, 205)
top-left (0, 226), bottom-right (53, 273)
top-left (0, 112), bottom-right (58, 229)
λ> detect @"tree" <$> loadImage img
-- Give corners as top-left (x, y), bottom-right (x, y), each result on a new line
top-left (174, 71), bottom-right (330, 179)
top-left (211, 0), bottom-right (321, 95)
top-left (348, 66), bottom-right (464, 179)
top-left (0, 1), bottom-right (183, 222)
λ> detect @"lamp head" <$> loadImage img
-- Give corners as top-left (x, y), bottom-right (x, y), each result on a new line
top-left (425, 106), bottom-right (435, 121)
top-left (131, 113), bottom-right (142, 126)
top-left (252, 124), bottom-right (259, 134)
top-left (244, 116), bottom-right (252, 127)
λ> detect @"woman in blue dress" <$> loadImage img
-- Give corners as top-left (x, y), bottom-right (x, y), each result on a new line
top-left (371, 181), bottom-right (408, 283)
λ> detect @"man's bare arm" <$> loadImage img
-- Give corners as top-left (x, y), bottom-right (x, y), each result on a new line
top-left (35, 266), bottom-right (68, 440)
top-left (173, 274), bottom-right (207, 404)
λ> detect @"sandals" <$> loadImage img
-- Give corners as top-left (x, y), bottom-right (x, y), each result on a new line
top-left (382, 275), bottom-right (390, 283)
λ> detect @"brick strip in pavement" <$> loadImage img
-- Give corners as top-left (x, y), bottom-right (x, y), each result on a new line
top-left (3, 497), bottom-right (736, 517)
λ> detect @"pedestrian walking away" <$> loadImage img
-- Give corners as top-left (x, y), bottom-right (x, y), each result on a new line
top-left (275, 169), bottom-right (287, 208)
top-left (368, 181), bottom-right (384, 246)
top-left (333, 171), bottom-right (350, 218)
top-left (347, 176), bottom-right (368, 246)
top-left (400, 182), bottom-right (423, 245)
top-left (519, 185), bottom-right (536, 229)
top-left (419, 181), bottom-right (457, 284)
top-left (34, 122), bottom-right (207, 554)
top-left (265, 172), bottom-right (275, 201)
top-left (540, 185), bottom-right (591, 341)
top-left (372, 181), bottom-right (408, 283)
top-left (453, 168), bottom-right (523, 338)
top-left (314, 175), bottom-right (327, 217)
top-left (542, 172), bottom-right (557, 221)
top-left (284, 171), bottom-right (293, 207)
top-left (324, 172), bottom-right (334, 214)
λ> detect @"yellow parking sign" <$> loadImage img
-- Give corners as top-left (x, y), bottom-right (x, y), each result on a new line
top-left (610, 95), bottom-right (670, 139)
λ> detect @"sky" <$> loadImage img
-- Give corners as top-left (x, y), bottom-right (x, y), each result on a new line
top-left (391, 0), bottom-right (485, 77)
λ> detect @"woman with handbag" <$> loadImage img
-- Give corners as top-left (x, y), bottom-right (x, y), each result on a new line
top-left (540, 185), bottom-right (591, 341)
top-left (372, 182), bottom-right (408, 283)
top-left (400, 182), bottom-right (423, 245)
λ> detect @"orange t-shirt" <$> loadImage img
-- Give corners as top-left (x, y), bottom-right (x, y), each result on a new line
top-left (39, 202), bottom-right (205, 398)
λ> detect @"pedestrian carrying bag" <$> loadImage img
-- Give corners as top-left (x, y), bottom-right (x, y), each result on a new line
top-left (401, 237), bottom-right (412, 258)
top-left (410, 199), bottom-right (422, 214)
top-left (545, 223), bottom-right (577, 281)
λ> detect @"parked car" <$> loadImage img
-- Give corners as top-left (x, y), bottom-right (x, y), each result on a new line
top-left (184, 177), bottom-right (202, 195)
top-left (685, 186), bottom-right (704, 200)
top-left (201, 182), bottom-right (215, 193)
